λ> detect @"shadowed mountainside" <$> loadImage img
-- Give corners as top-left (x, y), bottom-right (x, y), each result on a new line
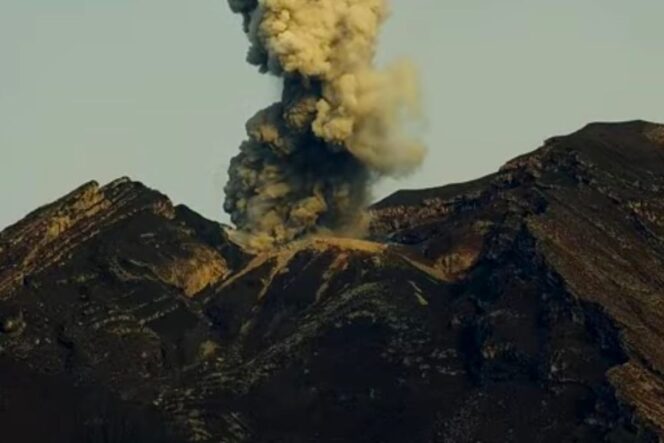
top-left (0, 121), bottom-right (663, 442)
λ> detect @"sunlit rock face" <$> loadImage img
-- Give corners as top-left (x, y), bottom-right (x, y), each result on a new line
top-left (1, 121), bottom-right (663, 442)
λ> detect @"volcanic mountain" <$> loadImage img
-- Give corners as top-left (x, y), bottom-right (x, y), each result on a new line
top-left (0, 121), bottom-right (663, 442)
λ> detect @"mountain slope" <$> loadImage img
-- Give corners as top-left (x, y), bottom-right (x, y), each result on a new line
top-left (0, 121), bottom-right (663, 442)
top-left (371, 121), bottom-right (664, 439)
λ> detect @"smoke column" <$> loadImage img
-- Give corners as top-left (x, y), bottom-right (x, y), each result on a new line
top-left (225, 0), bottom-right (425, 249)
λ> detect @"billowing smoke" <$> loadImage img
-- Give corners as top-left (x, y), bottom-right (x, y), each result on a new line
top-left (225, 0), bottom-right (425, 248)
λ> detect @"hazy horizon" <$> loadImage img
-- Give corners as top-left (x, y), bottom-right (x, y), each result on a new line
top-left (2, 0), bottom-right (664, 230)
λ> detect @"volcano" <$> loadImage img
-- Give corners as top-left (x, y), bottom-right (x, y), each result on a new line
top-left (0, 121), bottom-right (663, 442)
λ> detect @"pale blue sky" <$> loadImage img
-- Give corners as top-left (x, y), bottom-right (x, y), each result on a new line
top-left (1, 0), bottom-right (663, 229)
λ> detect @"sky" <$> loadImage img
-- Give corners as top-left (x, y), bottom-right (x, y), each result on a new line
top-left (1, 0), bottom-right (663, 230)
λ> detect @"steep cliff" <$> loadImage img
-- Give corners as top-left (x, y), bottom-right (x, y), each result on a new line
top-left (0, 121), bottom-right (662, 442)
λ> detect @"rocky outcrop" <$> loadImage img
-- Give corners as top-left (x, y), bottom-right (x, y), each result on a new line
top-left (0, 121), bottom-right (663, 442)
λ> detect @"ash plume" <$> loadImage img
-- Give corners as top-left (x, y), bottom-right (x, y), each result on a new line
top-left (224, 0), bottom-right (425, 249)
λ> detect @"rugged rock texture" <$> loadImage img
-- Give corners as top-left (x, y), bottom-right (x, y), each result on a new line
top-left (0, 121), bottom-right (663, 442)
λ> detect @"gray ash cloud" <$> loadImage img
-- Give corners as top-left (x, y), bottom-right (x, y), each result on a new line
top-left (224, 0), bottom-right (425, 249)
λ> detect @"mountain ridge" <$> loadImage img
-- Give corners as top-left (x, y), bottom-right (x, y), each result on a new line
top-left (0, 121), bottom-right (663, 442)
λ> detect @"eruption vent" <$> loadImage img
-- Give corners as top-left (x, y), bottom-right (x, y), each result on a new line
top-left (224, 0), bottom-right (425, 248)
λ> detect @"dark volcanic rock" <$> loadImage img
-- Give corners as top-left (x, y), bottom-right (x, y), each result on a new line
top-left (1, 121), bottom-right (663, 442)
